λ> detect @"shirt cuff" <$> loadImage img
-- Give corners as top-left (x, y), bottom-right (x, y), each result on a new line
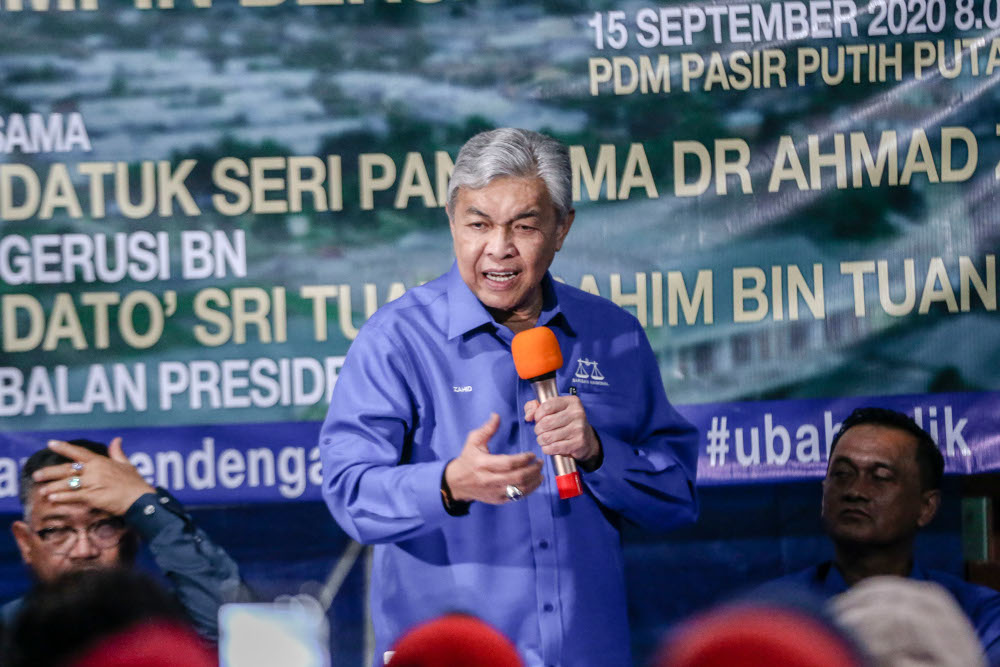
top-left (582, 431), bottom-right (694, 508)
top-left (410, 460), bottom-right (455, 525)
top-left (581, 431), bottom-right (634, 490)
top-left (123, 488), bottom-right (187, 542)
top-left (439, 461), bottom-right (471, 517)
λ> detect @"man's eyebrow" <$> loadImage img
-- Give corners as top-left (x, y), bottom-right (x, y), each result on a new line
top-left (510, 210), bottom-right (541, 222)
top-left (464, 206), bottom-right (491, 219)
top-left (463, 207), bottom-right (541, 222)
top-left (36, 508), bottom-right (112, 523)
top-left (832, 456), bottom-right (896, 472)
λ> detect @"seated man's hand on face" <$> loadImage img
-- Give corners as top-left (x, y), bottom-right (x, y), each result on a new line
top-left (445, 413), bottom-right (544, 505)
top-left (32, 438), bottom-right (155, 516)
top-left (523, 396), bottom-right (603, 472)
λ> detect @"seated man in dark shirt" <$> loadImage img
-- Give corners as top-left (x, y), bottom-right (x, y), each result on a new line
top-left (779, 407), bottom-right (1000, 662)
top-left (3, 438), bottom-right (247, 641)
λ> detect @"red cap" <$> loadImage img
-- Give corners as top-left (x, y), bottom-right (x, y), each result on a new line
top-left (511, 327), bottom-right (562, 380)
top-left (68, 621), bottom-right (216, 667)
top-left (654, 606), bottom-right (862, 667)
top-left (388, 614), bottom-right (523, 667)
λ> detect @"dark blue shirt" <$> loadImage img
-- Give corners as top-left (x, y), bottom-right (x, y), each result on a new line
top-left (1, 488), bottom-right (245, 642)
top-left (320, 263), bottom-right (699, 667)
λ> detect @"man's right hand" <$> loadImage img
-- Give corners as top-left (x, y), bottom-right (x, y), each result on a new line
top-left (444, 413), bottom-right (543, 505)
top-left (33, 438), bottom-right (156, 516)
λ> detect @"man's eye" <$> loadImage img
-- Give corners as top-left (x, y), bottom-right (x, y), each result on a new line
top-left (91, 518), bottom-right (125, 538)
top-left (37, 527), bottom-right (74, 542)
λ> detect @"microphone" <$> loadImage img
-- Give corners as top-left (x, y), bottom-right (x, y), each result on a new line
top-left (511, 326), bottom-right (583, 500)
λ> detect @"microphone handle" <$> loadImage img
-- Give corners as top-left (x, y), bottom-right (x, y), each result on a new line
top-left (530, 377), bottom-right (583, 499)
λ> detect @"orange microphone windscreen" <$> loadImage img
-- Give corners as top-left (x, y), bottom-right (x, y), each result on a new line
top-left (511, 327), bottom-right (563, 380)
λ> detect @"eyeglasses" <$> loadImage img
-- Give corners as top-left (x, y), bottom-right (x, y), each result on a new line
top-left (34, 517), bottom-right (128, 555)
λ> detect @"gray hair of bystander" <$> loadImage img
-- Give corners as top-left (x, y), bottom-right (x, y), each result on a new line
top-left (831, 576), bottom-right (986, 667)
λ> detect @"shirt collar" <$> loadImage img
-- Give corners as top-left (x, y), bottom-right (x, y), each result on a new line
top-left (535, 273), bottom-right (574, 336)
top-left (822, 559), bottom-right (924, 591)
top-left (821, 561), bottom-right (850, 594)
top-left (446, 262), bottom-right (495, 340)
top-left (445, 263), bottom-right (573, 340)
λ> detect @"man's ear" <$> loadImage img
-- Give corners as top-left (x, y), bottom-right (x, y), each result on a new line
top-left (917, 488), bottom-right (941, 528)
top-left (554, 209), bottom-right (574, 251)
top-left (11, 520), bottom-right (35, 566)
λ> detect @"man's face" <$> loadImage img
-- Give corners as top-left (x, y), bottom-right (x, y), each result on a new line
top-left (11, 488), bottom-right (126, 583)
top-left (449, 176), bottom-right (572, 329)
top-left (822, 424), bottom-right (939, 549)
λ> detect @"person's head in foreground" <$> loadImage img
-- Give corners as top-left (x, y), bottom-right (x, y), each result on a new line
top-left (2, 567), bottom-right (213, 667)
top-left (387, 613), bottom-right (523, 667)
top-left (831, 575), bottom-right (986, 667)
top-left (653, 600), bottom-right (864, 667)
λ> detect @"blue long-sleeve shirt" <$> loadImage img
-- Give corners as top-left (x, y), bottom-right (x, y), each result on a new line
top-left (320, 263), bottom-right (699, 667)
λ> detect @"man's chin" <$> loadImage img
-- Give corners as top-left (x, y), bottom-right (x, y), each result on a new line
top-left (825, 523), bottom-right (877, 546)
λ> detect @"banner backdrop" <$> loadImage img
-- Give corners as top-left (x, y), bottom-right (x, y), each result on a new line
top-left (1, 0), bottom-right (999, 513)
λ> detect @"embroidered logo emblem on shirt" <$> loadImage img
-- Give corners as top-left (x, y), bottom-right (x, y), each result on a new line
top-left (571, 359), bottom-right (609, 387)
top-left (453, 386), bottom-right (472, 393)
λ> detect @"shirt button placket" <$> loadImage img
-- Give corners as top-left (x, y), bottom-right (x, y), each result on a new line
top-left (521, 378), bottom-right (562, 666)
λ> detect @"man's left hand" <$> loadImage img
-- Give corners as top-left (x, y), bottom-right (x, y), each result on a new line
top-left (32, 438), bottom-right (156, 515)
top-left (524, 396), bottom-right (602, 471)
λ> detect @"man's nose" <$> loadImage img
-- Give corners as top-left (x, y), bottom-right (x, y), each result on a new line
top-left (485, 226), bottom-right (514, 257)
top-left (842, 478), bottom-right (872, 501)
top-left (67, 530), bottom-right (101, 558)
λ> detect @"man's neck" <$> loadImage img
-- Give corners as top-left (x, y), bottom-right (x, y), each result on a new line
top-left (486, 299), bottom-right (543, 334)
top-left (833, 541), bottom-right (914, 586)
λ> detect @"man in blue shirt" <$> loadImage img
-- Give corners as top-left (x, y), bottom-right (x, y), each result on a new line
top-left (320, 128), bottom-right (699, 667)
top-left (780, 407), bottom-right (1000, 663)
top-left (4, 439), bottom-right (246, 642)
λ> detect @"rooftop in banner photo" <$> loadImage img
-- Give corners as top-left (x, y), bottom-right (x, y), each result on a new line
top-left (0, 35), bottom-right (587, 166)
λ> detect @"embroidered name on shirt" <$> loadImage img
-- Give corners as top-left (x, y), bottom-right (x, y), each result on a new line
top-left (571, 359), bottom-right (609, 387)
top-left (453, 386), bottom-right (472, 392)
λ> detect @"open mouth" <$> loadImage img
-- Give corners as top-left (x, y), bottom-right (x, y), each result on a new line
top-left (484, 271), bottom-right (518, 284)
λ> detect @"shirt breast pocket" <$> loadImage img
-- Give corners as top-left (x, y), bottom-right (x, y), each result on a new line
top-left (571, 385), bottom-right (636, 442)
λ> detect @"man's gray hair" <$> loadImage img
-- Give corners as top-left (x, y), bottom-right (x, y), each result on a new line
top-left (447, 128), bottom-right (572, 221)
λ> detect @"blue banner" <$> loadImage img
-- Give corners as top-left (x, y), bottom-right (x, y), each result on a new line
top-left (4, 390), bottom-right (998, 512)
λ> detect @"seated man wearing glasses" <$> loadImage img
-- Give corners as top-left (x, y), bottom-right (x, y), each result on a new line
top-left (3, 439), bottom-right (246, 642)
